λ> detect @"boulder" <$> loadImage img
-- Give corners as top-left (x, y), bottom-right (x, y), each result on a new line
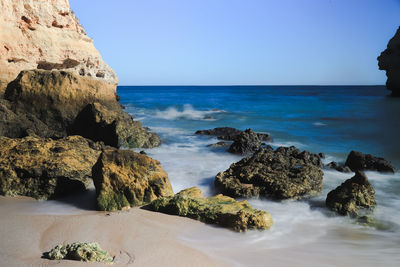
top-left (92, 147), bottom-right (174, 211)
top-left (69, 102), bottom-right (161, 148)
top-left (215, 146), bottom-right (324, 199)
top-left (326, 161), bottom-right (352, 173)
top-left (378, 27), bottom-right (400, 97)
top-left (344, 151), bottom-right (396, 173)
top-left (326, 171), bottom-right (376, 216)
top-left (1, 70), bottom-right (160, 148)
top-left (45, 242), bottom-right (113, 263)
top-left (228, 129), bottom-right (262, 155)
top-left (195, 127), bottom-right (272, 142)
top-left (148, 187), bottom-right (273, 232)
top-left (0, 135), bottom-right (101, 200)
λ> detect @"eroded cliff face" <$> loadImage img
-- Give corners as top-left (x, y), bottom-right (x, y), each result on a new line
top-left (378, 27), bottom-right (400, 97)
top-left (0, 0), bottom-right (118, 94)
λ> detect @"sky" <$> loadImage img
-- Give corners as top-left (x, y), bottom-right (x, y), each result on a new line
top-left (69, 0), bottom-right (400, 86)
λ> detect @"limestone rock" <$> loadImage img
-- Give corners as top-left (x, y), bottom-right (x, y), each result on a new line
top-left (215, 146), bottom-right (324, 199)
top-left (0, 135), bottom-right (101, 200)
top-left (344, 150), bottom-right (396, 173)
top-left (46, 242), bottom-right (113, 264)
top-left (326, 161), bottom-right (352, 173)
top-left (228, 129), bottom-right (262, 155)
top-left (69, 102), bottom-right (161, 148)
top-left (92, 147), bottom-right (174, 211)
top-left (378, 27), bottom-right (400, 97)
top-left (149, 187), bottom-right (273, 232)
top-left (326, 171), bottom-right (376, 216)
top-left (0, 0), bottom-right (118, 95)
top-left (195, 127), bottom-right (272, 142)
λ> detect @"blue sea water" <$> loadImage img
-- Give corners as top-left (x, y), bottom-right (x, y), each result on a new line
top-left (118, 85), bottom-right (400, 266)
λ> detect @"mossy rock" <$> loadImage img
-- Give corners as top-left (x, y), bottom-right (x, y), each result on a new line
top-left (45, 242), bottom-right (113, 264)
top-left (149, 187), bottom-right (273, 232)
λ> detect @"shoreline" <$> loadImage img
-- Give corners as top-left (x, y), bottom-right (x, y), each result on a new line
top-left (0, 196), bottom-right (227, 267)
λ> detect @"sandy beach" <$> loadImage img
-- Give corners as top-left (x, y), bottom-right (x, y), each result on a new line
top-left (0, 196), bottom-right (227, 267)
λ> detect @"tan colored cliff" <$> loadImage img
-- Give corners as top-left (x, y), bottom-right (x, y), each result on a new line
top-left (0, 0), bottom-right (118, 94)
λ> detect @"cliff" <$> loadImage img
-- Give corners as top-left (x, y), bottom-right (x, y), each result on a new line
top-left (378, 27), bottom-right (400, 97)
top-left (0, 0), bottom-right (118, 95)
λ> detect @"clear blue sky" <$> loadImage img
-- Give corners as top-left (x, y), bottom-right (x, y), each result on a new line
top-left (69, 0), bottom-right (400, 85)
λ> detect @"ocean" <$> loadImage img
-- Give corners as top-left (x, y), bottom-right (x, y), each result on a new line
top-left (118, 85), bottom-right (400, 266)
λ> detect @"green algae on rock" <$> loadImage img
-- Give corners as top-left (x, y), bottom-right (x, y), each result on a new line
top-left (46, 242), bottom-right (113, 264)
top-left (92, 147), bottom-right (174, 211)
top-left (326, 171), bottom-right (376, 217)
top-left (148, 187), bottom-right (273, 232)
top-left (215, 146), bottom-right (324, 199)
top-left (0, 135), bottom-right (101, 200)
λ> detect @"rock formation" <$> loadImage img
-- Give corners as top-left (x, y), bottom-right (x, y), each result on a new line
top-left (326, 171), bottom-right (376, 216)
top-left (326, 161), bottom-right (352, 173)
top-left (92, 147), bottom-right (174, 211)
top-left (0, 0), bottom-right (117, 95)
top-left (378, 27), bottom-right (400, 97)
top-left (148, 187), bottom-right (273, 232)
top-left (195, 127), bottom-right (272, 142)
top-left (45, 242), bottom-right (114, 263)
top-left (228, 129), bottom-right (263, 155)
top-left (345, 150), bottom-right (396, 173)
top-left (0, 135), bottom-right (102, 200)
top-left (215, 146), bottom-right (323, 199)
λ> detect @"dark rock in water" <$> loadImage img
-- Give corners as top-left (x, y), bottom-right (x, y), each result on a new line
top-left (326, 161), bottom-right (352, 173)
top-left (326, 171), bottom-right (376, 216)
top-left (139, 150), bottom-right (147, 155)
top-left (195, 127), bottom-right (272, 142)
top-left (215, 146), bottom-right (324, 199)
top-left (45, 242), bottom-right (113, 263)
top-left (207, 141), bottom-right (230, 148)
top-left (92, 147), bottom-right (174, 211)
top-left (344, 151), bottom-right (396, 173)
top-left (69, 102), bottom-right (160, 148)
top-left (228, 129), bottom-right (262, 155)
top-left (378, 26), bottom-right (400, 97)
top-left (148, 187), bottom-right (273, 232)
top-left (1, 70), bottom-right (161, 148)
top-left (195, 127), bottom-right (242, 140)
top-left (318, 153), bottom-right (325, 159)
top-left (0, 135), bottom-right (102, 200)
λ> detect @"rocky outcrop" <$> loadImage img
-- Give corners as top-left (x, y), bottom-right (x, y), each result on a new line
top-left (0, 70), bottom-right (160, 148)
top-left (0, 0), bottom-right (117, 95)
top-left (0, 135), bottom-right (102, 200)
top-left (195, 127), bottom-right (272, 142)
top-left (228, 129), bottom-right (263, 155)
top-left (148, 187), bottom-right (273, 232)
top-left (92, 147), bottom-right (174, 211)
top-left (378, 27), bottom-right (400, 97)
top-left (69, 102), bottom-right (161, 148)
top-left (45, 242), bottom-right (113, 264)
top-left (207, 141), bottom-right (230, 148)
top-left (215, 146), bottom-right (324, 199)
top-left (326, 161), bottom-right (352, 173)
top-left (344, 151), bottom-right (396, 173)
top-left (326, 171), bottom-right (376, 216)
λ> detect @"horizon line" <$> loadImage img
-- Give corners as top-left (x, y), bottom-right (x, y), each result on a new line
top-left (117, 84), bottom-right (386, 87)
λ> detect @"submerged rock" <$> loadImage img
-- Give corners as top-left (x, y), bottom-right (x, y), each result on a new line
top-left (344, 151), bottom-right (396, 173)
top-left (69, 102), bottom-right (161, 148)
top-left (378, 27), bottom-right (400, 97)
top-left (228, 129), bottom-right (262, 155)
top-left (195, 127), bottom-right (272, 142)
top-left (207, 141), bottom-right (230, 148)
top-left (326, 161), bottom-right (352, 173)
top-left (45, 242), bottom-right (113, 264)
top-left (0, 135), bottom-right (101, 200)
top-left (92, 147), bottom-right (174, 211)
top-left (326, 171), bottom-right (376, 216)
top-left (148, 187), bottom-right (273, 232)
top-left (215, 146), bottom-right (324, 199)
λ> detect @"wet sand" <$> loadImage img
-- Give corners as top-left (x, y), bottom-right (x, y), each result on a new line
top-left (0, 196), bottom-right (227, 267)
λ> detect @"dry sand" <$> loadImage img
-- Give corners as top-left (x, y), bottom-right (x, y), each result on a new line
top-left (0, 196), bottom-right (228, 267)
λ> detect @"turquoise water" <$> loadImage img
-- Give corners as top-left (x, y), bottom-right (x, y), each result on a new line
top-left (119, 85), bottom-right (400, 266)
